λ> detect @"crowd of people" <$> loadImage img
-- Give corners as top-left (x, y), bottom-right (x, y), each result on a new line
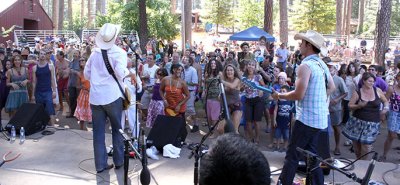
top-left (1, 23), bottom-right (400, 184)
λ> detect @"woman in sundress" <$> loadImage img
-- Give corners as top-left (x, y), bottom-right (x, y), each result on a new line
top-left (74, 58), bottom-right (91, 130)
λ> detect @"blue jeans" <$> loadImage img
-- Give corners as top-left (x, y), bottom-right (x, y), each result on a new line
top-left (91, 98), bottom-right (124, 171)
top-left (278, 120), bottom-right (324, 185)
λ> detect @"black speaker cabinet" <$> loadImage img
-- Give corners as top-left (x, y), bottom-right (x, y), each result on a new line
top-left (146, 115), bottom-right (187, 151)
top-left (5, 103), bottom-right (50, 136)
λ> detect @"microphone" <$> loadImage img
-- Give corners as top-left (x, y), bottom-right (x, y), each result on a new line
top-left (139, 130), bottom-right (151, 185)
top-left (296, 147), bottom-right (318, 158)
top-left (119, 129), bottom-right (131, 141)
top-left (360, 152), bottom-right (377, 185)
top-left (218, 79), bottom-right (235, 133)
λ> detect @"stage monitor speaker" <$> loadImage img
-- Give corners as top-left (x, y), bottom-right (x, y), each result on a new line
top-left (5, 103), bottom-right (50, 136)
top-left (146, 115), bottom-right (187, 151)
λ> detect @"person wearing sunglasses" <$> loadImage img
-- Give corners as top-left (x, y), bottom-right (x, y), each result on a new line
top-left (358, 65), bottom-right (388, 93)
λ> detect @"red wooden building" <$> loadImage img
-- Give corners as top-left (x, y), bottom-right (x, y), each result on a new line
top-left (0, 0), bottom-right (53, 44)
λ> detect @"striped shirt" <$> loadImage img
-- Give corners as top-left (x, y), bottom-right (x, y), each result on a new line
top-left (296, 54), bottom-right (329, 129)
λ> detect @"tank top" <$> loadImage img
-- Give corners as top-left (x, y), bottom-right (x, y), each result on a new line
top-left (353, 87), bottom-right (381, 122)
top-left (35, 63), bottom-right (52, 92)
top-left (205, 76), bottom-right (220, 99)
top-left (152, 82), bottom-right (163, 101)
top-left (165, 78), bottom-right (186, 113)
top-left (226, 87), bottom-right (240, 105)
top-left (390, 86), bottom-right (400, 112)
top-left (10, 67), bottom-right (28, 91)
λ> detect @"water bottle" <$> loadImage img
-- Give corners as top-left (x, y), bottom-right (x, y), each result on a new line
top-left (11, 125), bottom-right (16, 141)
top-left (20, 127), bottom-right (25, 143)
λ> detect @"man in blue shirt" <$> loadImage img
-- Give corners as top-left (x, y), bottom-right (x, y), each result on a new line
top-left (272, 30), bottom-right (335, 185)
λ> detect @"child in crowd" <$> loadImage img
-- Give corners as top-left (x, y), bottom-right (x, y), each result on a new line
top-left (74, 58), bottom-right (91, 130)
top-left (272, 85), bottom-right (294, 152)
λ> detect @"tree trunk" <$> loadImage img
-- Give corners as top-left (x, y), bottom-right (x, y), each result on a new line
top-left (81, 0), bottom-right (85, 22)
top-left (58, 0), bottom-right (65, 30)
top-left (68, 0), bottom-right (73, 30)
top-left (342, 0), bottom-right (347, 35)
top-left (170, 0), bottom-right (177, 14)
top-left (279, 0), bottom-right (288, 44)
top-left (336, 0), bottom-right (343, 35)
top-left (357, 0), bottom-right (365, 34)
top-left (138, 0), bottom-right (149, 53)
top-left (264, 0), bottom-right (273, 34)
top-left (346, 0), bottom-right (352, 39)
top-left (184, 0), bottom-right (192, 48)
top-left (52, 0), bottom-right (59, 30)
top-left (374, 0), bottom-right (392, 66)
top-left (87, 0), bottom-right (92, 28)
top-left (96, 0), bottom-right (102, 15)
top-left (101, 0), bottom-right (106, 14)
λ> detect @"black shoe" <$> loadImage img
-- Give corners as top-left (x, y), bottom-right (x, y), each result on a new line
top-left (66, 115), bottom-right (74, 118)
top-left (190, 125), bottom-right (199, 133)
top-left (97, 164), bottom-right (114, 173)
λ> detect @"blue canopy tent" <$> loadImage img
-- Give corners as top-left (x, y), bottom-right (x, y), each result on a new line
top-left (229, 26), bottom-right (275, 42)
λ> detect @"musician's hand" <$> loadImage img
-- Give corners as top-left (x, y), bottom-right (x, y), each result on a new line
top-left (271, 88), bottom-right (279, 100)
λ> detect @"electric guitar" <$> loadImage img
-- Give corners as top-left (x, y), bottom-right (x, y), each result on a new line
top-left (241, 77), bottom-right (272, 93)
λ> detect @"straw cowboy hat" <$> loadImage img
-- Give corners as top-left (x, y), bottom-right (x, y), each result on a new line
top-left (95, 23), bottom-right (121, 50)
top-left (294, 30), bottom-right (328, 56)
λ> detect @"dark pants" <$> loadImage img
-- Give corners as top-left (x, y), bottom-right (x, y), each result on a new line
top-left (342, 100), bottom-right (350, 124)
top-left (68, 86), bottom-right (80, 115)
top-left (278, 120), bottom-right (324, 185)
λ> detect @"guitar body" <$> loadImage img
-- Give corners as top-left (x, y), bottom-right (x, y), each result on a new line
top-left (241, 77), bottom-right (272, 94)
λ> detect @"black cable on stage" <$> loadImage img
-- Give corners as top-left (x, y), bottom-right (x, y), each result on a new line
top-left (78, 158), bottom-right (118, 185)
top-left (382, 162), bottom-right (399, 185)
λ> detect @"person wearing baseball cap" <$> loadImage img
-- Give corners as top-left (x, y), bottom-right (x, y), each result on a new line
top-left (84, 23), bottom-right (131, 173)
top-left (272, 30), bottom-right (335, 185)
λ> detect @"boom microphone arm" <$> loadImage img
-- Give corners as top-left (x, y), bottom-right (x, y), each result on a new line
top-left (296, 147), bottom-right (376, 185)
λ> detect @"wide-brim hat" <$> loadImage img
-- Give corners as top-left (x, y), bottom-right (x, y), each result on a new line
top-left (95, 23), bottom-right (121, 50)
top-left (294, 30), bottom-right (328, 56)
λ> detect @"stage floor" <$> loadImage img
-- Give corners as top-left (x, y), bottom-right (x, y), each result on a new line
top-left (1, 126), bottom-right (400, 185)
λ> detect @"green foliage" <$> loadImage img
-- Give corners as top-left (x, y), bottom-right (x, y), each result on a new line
top-left (203, 0), bottom-right (235, 29)
top-left (95, 0), bottom-right (179, 41)
top-left (63, 14), bottom-right (88, 34)
top-left (95, 1), bottom-right (124, 27)
top-left (289, 0), bottom-right (336, 34)
top-left (236, 0), bottom-right (264, 30)
top-left (361, 0), bottom-right (378, 36)
top-left (391, 0), bottom-right (400, 36)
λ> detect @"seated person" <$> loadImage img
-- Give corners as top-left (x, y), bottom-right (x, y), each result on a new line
top-left (200, 134), bottom-right (271, 185)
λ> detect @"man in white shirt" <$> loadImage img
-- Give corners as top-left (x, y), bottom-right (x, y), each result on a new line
top-left (182, 56), bottom-right (199, 132)
top-left (140, 54), bottom-right (159, 122)
top-left (275, 43), bottom-right (289, 72)
top-left (84, 23), bottom-right (131, 173)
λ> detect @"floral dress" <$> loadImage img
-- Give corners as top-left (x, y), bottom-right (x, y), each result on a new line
top-left (74, 74), bottom-right (91, 122)
top-left (5, 68), bottom-right (28, 112)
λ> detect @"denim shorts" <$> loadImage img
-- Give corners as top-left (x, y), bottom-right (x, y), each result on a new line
top-left (388, 111), bottom-right (400, 133)
top-left (274, 127), bottom-right (289, 140)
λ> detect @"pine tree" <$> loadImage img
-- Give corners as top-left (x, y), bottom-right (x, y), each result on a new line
top-left (264, 0), bottom-right (273, 34)
top-left (373, 0), bottom-right (391, 66)
top-left (236, 0), bottom-right (264, 30)
top-left (290, 0), bottom-right (336, 33)
top-left (203, 0), bottom-right (234, 33)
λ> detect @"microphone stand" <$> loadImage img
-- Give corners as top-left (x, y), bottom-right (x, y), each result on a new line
top-left (296, 147), bottom-right (377, 185)
top-left (0, 123), bottom-right (10, 141)
top-left (119, 129), bottom-right (141, 185)
top-left (189, 111), bottom-right (224, 185)
top-left (218, 79), bottom-right (234, 133)
top-left (122, 37), bottom-right (141, 139)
